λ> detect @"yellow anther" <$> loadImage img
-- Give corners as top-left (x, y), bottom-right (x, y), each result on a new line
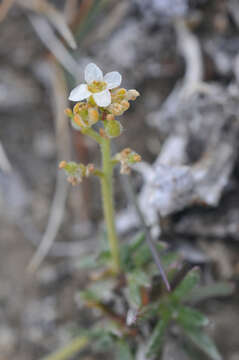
top-left (116, 88), bottom-right (127, 96)
top-left (88, 81), bottom-right (107, 93)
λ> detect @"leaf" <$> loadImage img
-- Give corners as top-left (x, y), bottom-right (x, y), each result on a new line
top-left (90, 328), bottom-right (115, 352)
top-left (173, 267), bottom-right (200, 301)
top-left (120, 232), bottom-right (145, 271)
top-left (183, 327), bottom-right (222, 360)
top-left (79, 279), bottom-right (115, 303)
top-left (177, 305), bottom-right (209, 328)
top-left (133, 242), bottom-right (166, 268)
top-left (146, 314), bottom-right (170, 356)
top-left (127, 270), bottom-right (150, 307)
top-left (185, 282), bottom-right (235, 302)
top-left (116, 340), bottom-right (134, 360)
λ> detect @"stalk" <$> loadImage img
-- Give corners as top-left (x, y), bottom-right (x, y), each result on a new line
top-left (41, 336), bottom-right (88, 360)
top-left (100, 137), bottom-right (120, 274)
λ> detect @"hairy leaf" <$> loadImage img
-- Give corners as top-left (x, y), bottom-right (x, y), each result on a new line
top-left (173, 267), bottom-right (200, 301)
top-left (147, 313), bottom-right (170, 356)
top-left (177, 305), bottom-right (209, 328)
top-left (183, 327), bottom-right (222, 360)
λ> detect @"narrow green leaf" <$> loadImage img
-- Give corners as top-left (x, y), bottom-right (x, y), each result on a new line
top-left (133, 242), bottom-right (166, 268)
top-left (147, 314), bottom-right (170, 356)
top-left (127, 270), bottom-right (150, 307)
top-left (173, 267), bottom-right (200, 301)
top-left (120, 233), bottom-right (145, 271)
top-left (185, 282), bottom-right (235, 302)
top-left (129, 232), bottom-right (146, 252)
top-left (91, 328), bottom-right (115, 352)
top-left (183, 327), bottom-right (222, 360)
top-left (177, 305), bottom-right (209, 328)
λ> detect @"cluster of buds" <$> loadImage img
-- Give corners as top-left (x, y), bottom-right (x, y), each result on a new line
top-left (59, 161), bottom-right (95, 186)
top-left (115, 148), bottom-right (141, 174)
top-left (107, 88), bottom-right (140, 117)
top-left (65, 102), bottom-right (99, 130)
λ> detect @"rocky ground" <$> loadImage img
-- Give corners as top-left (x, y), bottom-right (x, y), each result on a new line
top-left (0, 1), bottom-right (239, 359)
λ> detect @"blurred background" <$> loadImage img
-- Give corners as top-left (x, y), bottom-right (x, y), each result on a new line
top-left (1, 0), bottom-right (239, 359)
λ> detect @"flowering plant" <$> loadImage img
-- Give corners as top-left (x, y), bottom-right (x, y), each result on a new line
top-left (60, 63), bottom-right (140, 274)
top-left (43, 63), bottom-right (227, 360)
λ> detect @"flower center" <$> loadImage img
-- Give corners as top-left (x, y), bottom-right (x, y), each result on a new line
top-left (88, 81), bottom-right (107, 93)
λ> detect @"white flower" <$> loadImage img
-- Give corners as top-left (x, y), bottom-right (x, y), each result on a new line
top-left (69, 63), bottom-right (122, 107)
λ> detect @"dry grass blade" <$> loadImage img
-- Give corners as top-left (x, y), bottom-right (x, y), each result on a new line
top-left (84, 1), bottom-right (130, 46)
top-left (28, 61), bottom-right (71, 272)
top-left (0, 141), bottom-right (12, 173)
top-left (175, 19), bottom-right (204, 98)
top-left (18, 0), bottom-right (77, 49)
top-left (0, 0), bottom-right (15, 22)
top-left (28, 15), bottom-right (79, 77)
top-left (64, 0), bottom-right (78, 24)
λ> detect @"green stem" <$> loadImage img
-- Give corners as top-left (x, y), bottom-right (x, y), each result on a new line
top-left (82, 127), bottom-right (103, 144)
top-left (100, 137), bottom-right (120, 274)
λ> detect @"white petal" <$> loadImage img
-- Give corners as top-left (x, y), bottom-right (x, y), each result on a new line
top-left (93, 90), bottom-right (111, 107)
top-left (68, 84), bottom-right (91, 101)
top-left (104, 71), bottom-right (122, 89)
top-left (85, 63), bottom-right (103, 84)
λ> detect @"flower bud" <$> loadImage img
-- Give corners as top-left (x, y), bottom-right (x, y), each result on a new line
top-left (121, 100), bottom-right (130, 111)
top-left (115, 148), bottom-right (141, 174)
top-left (88, 108), bottom-right (99, 125)
top-left (126, 89), bottom-right (140, 101)
top-left (59, 161), bottom-right (67, 169)
top-left (104, 120), bottom-right (123, 138)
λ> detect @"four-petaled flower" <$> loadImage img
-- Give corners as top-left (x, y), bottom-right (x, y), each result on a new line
top-left (69, 63), bottom-right (122, 107)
